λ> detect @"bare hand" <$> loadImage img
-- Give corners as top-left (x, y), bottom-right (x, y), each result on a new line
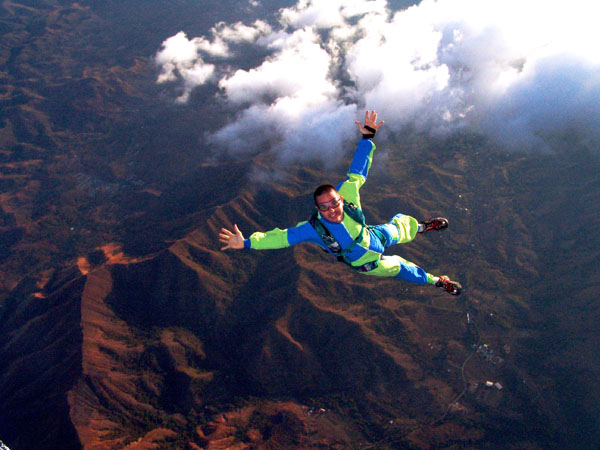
top-left (219, 224), bottom-right (245, 250)
top-left (355, 110), bottom-right (384, 135)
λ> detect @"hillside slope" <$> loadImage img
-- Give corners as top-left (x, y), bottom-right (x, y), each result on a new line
top-left (3, 146), bottom-right (598, 449)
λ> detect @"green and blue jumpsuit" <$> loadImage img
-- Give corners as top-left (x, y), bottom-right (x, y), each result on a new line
top-left (243, 138), bottom-right (437, 285)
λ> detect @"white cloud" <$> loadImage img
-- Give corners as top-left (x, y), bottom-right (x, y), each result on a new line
top-left (155, 32), bottom-right (215, 102)
top-left (154, 21), bottom-right (272, 102)
top-left (219, 28), bottom-right (335, 105)
top-left (156, 32), bottom-right (203, 83)
top-left (213, 20), bottom-right (272, 45)
top-left (280, 0), bottom-right (387, 29)
top-left (156, 0), bottom-right (600, 158)
top-left (478, 55), bottom-right (600, 150)
top-left (210, 101), bottom-right (357, 164)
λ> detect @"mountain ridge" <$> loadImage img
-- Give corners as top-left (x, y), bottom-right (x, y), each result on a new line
top-left (1, 0), bottom-right (599, 448)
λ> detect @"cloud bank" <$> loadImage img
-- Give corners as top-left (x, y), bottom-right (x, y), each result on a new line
top-left (155, 0), bottom-right (600, 160)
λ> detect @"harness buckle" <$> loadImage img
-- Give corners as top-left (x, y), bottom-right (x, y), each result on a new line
top-left (354, 260), bottom-right (379, 272)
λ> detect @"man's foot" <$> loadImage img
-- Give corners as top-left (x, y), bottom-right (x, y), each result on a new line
top-left (418, 217), bottom-right (448, 233)
top-left (435, 275), bottom-right (462, 295)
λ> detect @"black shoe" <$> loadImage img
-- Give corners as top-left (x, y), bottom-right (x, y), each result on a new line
top-left (435, 275), bottom-right (462, 295)
top-left (419, 217), bottom-right (448, 233)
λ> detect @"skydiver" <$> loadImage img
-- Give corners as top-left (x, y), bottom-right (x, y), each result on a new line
top-left (219, 110), bottom-right (462, 295)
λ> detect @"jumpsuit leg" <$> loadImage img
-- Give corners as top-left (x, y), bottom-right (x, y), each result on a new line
top-left (371, 213), bottom-right (419, 246)
top-left (365, 214), bottom-right (437, 285)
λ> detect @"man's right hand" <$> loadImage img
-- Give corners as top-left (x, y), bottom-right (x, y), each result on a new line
top-left (219, 224), bottom-right (245, 250)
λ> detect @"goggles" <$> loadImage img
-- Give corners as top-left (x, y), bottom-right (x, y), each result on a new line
top-left (316, 197), bottom-right (342, 211)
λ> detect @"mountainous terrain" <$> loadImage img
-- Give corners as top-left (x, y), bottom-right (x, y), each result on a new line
top-left (1, 1), bottom-right (599, 449)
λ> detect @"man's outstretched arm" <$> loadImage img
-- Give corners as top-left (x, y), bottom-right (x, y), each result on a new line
top-left (348, 110), bottom-right (385, 177)
top-left (340, 110), bottom-right (385, 205)
top-left (220, 222), bottom-right (320, 251)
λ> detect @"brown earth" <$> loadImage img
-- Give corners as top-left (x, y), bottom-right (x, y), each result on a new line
top-left (1, 1), bottom-right (599, 449)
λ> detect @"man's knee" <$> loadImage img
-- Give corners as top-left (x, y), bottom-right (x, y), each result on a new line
top-left (391, 214), bottom-right (419, 243)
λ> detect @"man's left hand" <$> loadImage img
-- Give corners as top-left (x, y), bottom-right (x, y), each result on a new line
top-left (355, 110), bottom-right (384, 135)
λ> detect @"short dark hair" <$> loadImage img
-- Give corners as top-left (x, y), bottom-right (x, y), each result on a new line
top-left (313, 184), bottom-right (338, 204)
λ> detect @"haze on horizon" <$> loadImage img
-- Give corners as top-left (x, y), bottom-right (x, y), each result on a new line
top-left (154, 0), bottom-right (600, 163)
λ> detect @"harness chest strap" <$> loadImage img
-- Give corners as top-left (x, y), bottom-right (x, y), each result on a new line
top-left (309, 202), bottom-right (380, 272)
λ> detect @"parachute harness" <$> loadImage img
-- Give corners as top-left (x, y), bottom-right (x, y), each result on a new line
top-left (309, 202), bottom-right (379, 272)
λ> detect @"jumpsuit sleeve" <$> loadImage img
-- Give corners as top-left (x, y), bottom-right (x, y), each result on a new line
top-left (337, 138), bottom-right (376, 208)
top-left (244, 221), bottom-right (324, 250)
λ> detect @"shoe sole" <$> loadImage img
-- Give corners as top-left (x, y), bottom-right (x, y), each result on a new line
top-left (420, 217), bottom-right (449, 233)
top-left (436, 276), bottom-right (462, 295)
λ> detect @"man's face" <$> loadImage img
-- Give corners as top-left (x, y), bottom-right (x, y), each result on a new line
top-left (315, 190), bottom-right (344, 223)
